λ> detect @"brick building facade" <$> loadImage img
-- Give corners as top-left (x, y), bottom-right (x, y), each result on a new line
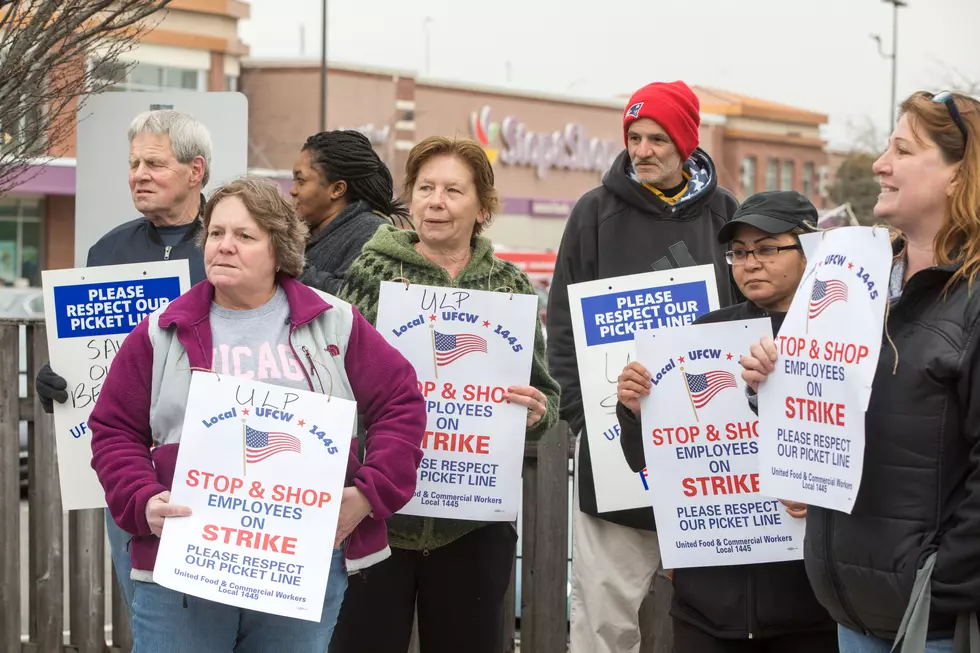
top-left (242, 61), bottom-right (830, 251)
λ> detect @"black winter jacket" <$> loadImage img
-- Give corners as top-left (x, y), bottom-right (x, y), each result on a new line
top-left (298, 200), bottom-right (388, 295)
top-left (86, 198), bottom-right (206, 283)
top-left (548, 147), bottom-right (740, 530)
top-left (618, 301), bottom-right (836, 639)
top-left (805, 256), bottom-right (980, 640)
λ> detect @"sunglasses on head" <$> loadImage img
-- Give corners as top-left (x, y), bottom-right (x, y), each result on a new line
top-left (931, 90), bottom-right (969, 143)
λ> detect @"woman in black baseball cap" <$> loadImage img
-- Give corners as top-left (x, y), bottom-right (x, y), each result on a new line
top-left (616, 191), bottom-right (838, 652)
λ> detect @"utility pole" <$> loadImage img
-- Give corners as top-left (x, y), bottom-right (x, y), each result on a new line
top-left (871, 0), bottom-right (907, 128)
top-left (423, 17), bottom-right (433, 76)
top-left (319, 0), bottom-right (328, 131)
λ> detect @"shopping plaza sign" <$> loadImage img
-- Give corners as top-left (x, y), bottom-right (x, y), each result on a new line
top-left (470, 105), bottom-right (620, 179)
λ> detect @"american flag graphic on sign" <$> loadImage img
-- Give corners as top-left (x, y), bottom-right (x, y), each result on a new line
top-left (433, 331), bottom-right (488, 366)
top-left (685, 371), bottom-right (737, 409)
top-left (245, 425), bottom-right (301, 463)
top-left (809, 278), bottom-right (849, 319)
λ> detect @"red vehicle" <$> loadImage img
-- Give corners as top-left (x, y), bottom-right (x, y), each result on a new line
top-left (492, 249), bottom-right (556, 329)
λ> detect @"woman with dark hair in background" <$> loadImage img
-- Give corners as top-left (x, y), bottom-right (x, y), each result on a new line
top-left (291, 129), bottom-right (413, 294)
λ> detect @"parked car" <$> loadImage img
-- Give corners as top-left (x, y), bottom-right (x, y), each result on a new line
top-left (0, 286), bottom-right (45, 490)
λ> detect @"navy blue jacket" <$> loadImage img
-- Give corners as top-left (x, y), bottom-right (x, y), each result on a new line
top-left (86, 197), bottom-right (206, 283)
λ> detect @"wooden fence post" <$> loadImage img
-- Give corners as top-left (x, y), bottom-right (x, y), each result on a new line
top-left (522, 422), bottom-right (570, 653)
top-left (69, 509), bottom-right (106, 653)
top-left (520, 439), bottom-right (539, 649)
top-left (501, 546), bottom-right (517, 653)
top-left (28, 322), bottom-right (64, 653)
top-left (0, 321), bottom-right (23, 653)
top-left (112, 565), bottom-right (133, 652)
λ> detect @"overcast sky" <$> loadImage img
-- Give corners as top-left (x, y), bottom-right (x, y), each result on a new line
top-left (240, 0), bottom-right (979, 150)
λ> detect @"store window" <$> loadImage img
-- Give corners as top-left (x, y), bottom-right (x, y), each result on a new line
top-left (225, 75), bottom-right (238, 92)
top-left (90, 58), bottom-right (205, 92)
top-left (781, 160), bottom-right (795, 191)
top-left (0, 46), bottom-right (46, 155)
top-left (0, 101), bottom-right (45, 156)
top-left (0, 197), bottom-right (43, 287)
top-left (802, 162), bottom-right (814, 198)
top-left (765, 159), bottom-right (779, 191)
top-left (741, 157), bottom-right (757, 195)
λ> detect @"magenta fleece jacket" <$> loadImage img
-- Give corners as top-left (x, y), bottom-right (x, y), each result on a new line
top-left (89, 276), bottom-right (425, 575)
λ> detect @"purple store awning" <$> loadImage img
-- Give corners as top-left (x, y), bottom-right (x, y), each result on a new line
top-left (10, 164), bottom-right (76, 195)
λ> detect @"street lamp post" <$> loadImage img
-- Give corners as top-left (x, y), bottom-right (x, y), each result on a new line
top-left (423, 17), bottom-right (433, 76)
top-left (872, 0), bottom-right (907, 128)
top-left (319, 0), bottom-right (328, 132)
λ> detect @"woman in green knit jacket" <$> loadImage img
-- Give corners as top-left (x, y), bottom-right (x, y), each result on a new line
top-left (330, 136), bottom-right (560, 653)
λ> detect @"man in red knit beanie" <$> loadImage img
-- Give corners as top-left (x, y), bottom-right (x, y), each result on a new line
top-left (548, 80), bottom-right (740, 653)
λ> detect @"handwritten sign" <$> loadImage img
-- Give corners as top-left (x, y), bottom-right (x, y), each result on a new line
top-left (636, 318), bottom-right (804, 568)
top-left (758, 227), bottom-right (892, 513)
top-left (375, 281), bottom-right (536, 520)
top-left (567, 266), bottom-right (720, 513)
top-left (154, 372), bottom-right (355, 621)
top-left (42, 261), bottom-right (190, 510)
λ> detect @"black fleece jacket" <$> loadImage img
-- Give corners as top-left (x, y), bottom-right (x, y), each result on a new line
top-left (547, 147), bottom-right (740, 530)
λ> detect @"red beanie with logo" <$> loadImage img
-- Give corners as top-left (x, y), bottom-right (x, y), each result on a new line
top-left (623, 81), bottom-right (701, 160)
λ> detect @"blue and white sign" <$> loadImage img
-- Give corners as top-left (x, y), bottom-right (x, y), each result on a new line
top-left (636, 318), bottom-right (805, 569)
top-left (42, 260), bottom-right (190, 510)
top-left (580, 281), bottom-right (712, 347)
top-left (568, 265), bottom-right (720, 513)
top-left (758, 227), bottom-right (892, 513)
top-left (53, 277), bottom-right (182, 338)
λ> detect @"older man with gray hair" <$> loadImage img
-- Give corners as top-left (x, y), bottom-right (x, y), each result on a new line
top-left (86, 109), bottom-right (213, 280)
top-left (33, 108), bottom-right (213, 622)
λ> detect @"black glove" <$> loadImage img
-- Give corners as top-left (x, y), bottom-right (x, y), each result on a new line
top-left (36, 363), bottom-right (68, 414)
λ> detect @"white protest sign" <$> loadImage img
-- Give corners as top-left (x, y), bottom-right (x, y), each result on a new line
top-left (800, 232), bottom-right (821, 264)
top-left (42, 260), bottom-right (190, 510)
top-left (568, 266), bottom-right (720, 513)
top-left (636, 318), bottom-right (805, 569)
top-left (758, 226), bottom-right (892, 513)
top-left (154, 372), bottom-right (355, 621)
top-left (375, 281), bottom-right (536, 520)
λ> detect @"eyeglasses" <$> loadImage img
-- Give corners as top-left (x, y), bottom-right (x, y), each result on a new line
top-left (932, 91), bottom-right (969, 144)
top-left (726, 244), bottom-right (801, 265)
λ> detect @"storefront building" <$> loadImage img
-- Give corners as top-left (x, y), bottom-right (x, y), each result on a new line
top-left (3, 36), bottom-right (829, 285)
top-left (242, 61), bottom-right (830, 253)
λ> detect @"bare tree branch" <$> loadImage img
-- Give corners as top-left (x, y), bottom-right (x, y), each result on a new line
top-left (925, 56), bottom-right (980, 97)
top-left (840, 115), bottom-right (886, 155)
top-left (0, 0), bottom-right (172, 194)
top-left (828, 115), bottom-right (884, 226)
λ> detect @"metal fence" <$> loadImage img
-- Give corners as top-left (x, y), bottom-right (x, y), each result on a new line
top-left (0, 318), bottom-right (572, 653)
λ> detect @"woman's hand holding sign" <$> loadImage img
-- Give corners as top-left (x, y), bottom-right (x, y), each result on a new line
top-left (617, 362), bottom-right (652, 414)
top-left (145, 490), bottom-right (192, 537)
top-left (739, 336), bottom-right (779, 392)
top-left (334, 486), bottom-right (373, 548)
top-left (505, 385), bottom-right (548, 428)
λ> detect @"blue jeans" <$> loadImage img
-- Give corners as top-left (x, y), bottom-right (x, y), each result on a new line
top-left (131, 547), bottom-right (347, 652)
top-left (106, 509), bottom-right (136, 617)
top-left (838, 625), bottom-right (954, 653)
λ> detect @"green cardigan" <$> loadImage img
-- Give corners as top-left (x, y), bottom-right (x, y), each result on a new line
top-left (339, 225), bottom-right (560, 552)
